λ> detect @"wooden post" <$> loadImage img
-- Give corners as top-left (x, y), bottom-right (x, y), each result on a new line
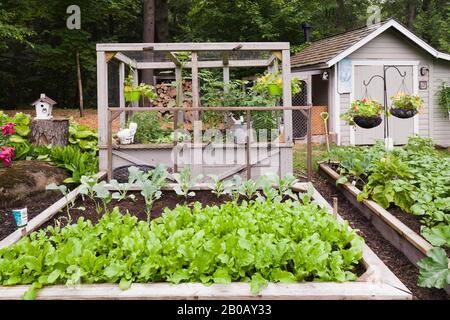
top-left (281, 49), bottom-right (293, 145)
top-left (133, 68), bottom-right (139, 108)
top-left (29, 118), bottom-right (69, 146)
top-left (97, 51), bottom-right (109, 172)
top-left (76, 51), bottom-right (84, 117)
top-left (246, 110), bottom-right (251, 180)
top-left (191, 51), bottom-right (200, 121)
top-left (119, 62), bottom-right (126, 126)
top-left (107, 109), bottom-right (113, 181)
top-left (333, 197), bottom-right (338, 217)
top-left (175, 67), bottom-right (184, 123)
top-left (307, 106), bottom-right (313, 181)
top-left (173, 111), bottom-right (178, 173)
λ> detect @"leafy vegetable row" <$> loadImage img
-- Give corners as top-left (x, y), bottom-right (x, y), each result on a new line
top-left (328, 136), bottom-right (449, 289)
top-left (0, 191), bottom-right (363, 299)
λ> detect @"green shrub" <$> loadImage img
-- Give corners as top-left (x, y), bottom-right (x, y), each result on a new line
top-left (128, 112), bottom-right (172, 143)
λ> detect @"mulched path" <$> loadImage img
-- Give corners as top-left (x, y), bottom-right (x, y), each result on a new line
top-left (0, 190), bottom-right (64, 241)
top-left (312, 170), bottom-right (448, 300)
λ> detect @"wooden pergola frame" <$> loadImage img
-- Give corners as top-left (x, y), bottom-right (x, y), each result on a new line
top-left (97, 42), bottom-right (312, 181)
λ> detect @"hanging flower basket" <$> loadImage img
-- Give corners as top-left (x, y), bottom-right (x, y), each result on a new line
top-left (389, 108), bottom-right (418, 119)
top-left (353, 116), bottom-right (383, 129)
top-left (340, 98), bottom-right (385, 129)
top-left (389, 92), bottom-right (422, 119)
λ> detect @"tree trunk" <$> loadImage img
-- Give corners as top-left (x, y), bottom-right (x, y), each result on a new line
top-left (142, 0), bottom-right (155, 85)
top-left (335, 0), bottom-right (345, 30)
top-left (156, 0), bottom-right (169, 42)
top-left (406, 0), bottom-right (417, 29)
top-left (76, 51), bottom-right (84, 117)
top-left (29, 118), bottom-right (69, 146)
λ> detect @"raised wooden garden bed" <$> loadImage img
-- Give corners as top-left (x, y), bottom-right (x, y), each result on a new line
top-left (318, 162), bottom-right (450, 296)
top-left (0, 181), bottom-right (411, 300)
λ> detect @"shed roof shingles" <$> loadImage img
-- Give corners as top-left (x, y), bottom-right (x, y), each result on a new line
top-left (291, 22), bottom-right (387, 68)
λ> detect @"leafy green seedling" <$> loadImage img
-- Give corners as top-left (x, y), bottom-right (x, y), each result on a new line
top-left (93, 181), bottom-right (112, 214)
top-left (230, 175), bottom-right (243, 202)
top-left (46, 183), bottom-right (73, 220)
top-left (208, 174), bottom-right (232, 198)
top-left (109, 179), bottom-right (134, 202)
top-left (173, 167), bottom-right (203, 199)
top-left (141, 180), bottom-right (162, 222)
top-left (238, 179), bottom-right (258, 200)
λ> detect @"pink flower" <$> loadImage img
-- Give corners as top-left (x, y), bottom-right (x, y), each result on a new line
top-left (0, 147), bottom-right (15, 167)
top-left (1, 123), bottom-right (15, 136)
top-left (362, 98), bottom-right (367, 103)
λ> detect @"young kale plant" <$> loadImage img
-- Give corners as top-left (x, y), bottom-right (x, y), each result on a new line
top-left (238, 179), bottom-right (258, 201)
top-left (109, 179), bottom-right (135, 202)
top-left (256, 174), bottom-right (281, 203)
top-left (172, 167), bottom-right (203, 200)
top-left (230, 175), bottom-right (243, 203)
top-left (128, 165), bottom-right (169, 222)
top-left (93, 181), bottom-right (112, 215)
top-left (46, 183), bottom-right (73, 222)
top-left (208, 174), bottom-right (232, 198)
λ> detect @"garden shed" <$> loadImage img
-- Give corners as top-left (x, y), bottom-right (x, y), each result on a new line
top-left (291, 19), bottom-right (450, 146)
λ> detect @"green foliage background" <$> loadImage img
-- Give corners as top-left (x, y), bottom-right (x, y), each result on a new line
top-left (0, 0), bottom-right (448, 108)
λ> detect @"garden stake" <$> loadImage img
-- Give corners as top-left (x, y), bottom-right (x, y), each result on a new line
top-left (320, 112), bottom-right (330, 153)
top-left (333, 197), bottom-right (338, 217)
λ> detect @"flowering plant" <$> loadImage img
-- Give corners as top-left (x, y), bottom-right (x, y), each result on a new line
top-left (390, 92), bottom-right (423, 111)
top-left (340, 98), bottom-right (384, 125)
top-left (0, 123), bottom-right (16, 167)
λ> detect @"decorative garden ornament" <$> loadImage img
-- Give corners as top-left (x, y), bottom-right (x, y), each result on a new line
top-left (31, 93), bottom-right (57, 120)
top-left (117, 122), bottom-right (138, 144)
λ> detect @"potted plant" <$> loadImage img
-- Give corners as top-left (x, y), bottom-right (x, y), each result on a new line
top-left (437, 83), bottom-right (450, 118)
top-left (123, 73), bottom-right (158, 103)
top-left (389, 92), bottom-right (422, 119)
top-left (124, 73), bottom-right (141, 102)
top-left (253, 72), bottom-right (302, 97)
top-left (341, 98), bottom-right (384, 129)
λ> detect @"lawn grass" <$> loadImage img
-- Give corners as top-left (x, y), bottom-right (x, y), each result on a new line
top-left (293, 142), bottom-right (335, 177)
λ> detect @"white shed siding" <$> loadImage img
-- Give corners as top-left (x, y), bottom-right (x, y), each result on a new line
top-left (335, 29), bottom-right (445, 145)
top-left (339, 93), bottom-right (351, 145)
top-left (432, 60), bottom-right (450, 146)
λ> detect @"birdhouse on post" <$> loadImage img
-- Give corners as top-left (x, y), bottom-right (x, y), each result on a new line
top-left (31, 93), bottom-right (57, 120)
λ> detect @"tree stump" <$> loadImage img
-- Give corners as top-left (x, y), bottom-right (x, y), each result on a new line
top-left (29, 118), bottom-right (69, 146)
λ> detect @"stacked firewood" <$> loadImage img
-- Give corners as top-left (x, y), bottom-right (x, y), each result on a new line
top-left (153, 80), bottom-right (196, 123)
top-left (153, 80), bottom-right (192, 108)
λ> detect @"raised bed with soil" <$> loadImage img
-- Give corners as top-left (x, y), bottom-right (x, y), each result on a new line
top-left (0, 182), bottom-right (411, 300)
top-left (318, 162), bottom-right (450, 296)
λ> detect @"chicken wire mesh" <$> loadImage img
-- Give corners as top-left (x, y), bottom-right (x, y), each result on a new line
top-left (292, 81), bottom-right (308, 139)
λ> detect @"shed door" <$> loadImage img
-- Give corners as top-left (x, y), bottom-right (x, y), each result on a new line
top-left (354, 65), bottom-right (414, 145)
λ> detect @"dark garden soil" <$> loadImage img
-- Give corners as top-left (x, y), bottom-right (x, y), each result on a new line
top-left (313, 170), bottom-right (448, 300)
top-left (0, 190), bottom-right (63, 241)
top-left (41, 191), bottom-right (233, 230)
